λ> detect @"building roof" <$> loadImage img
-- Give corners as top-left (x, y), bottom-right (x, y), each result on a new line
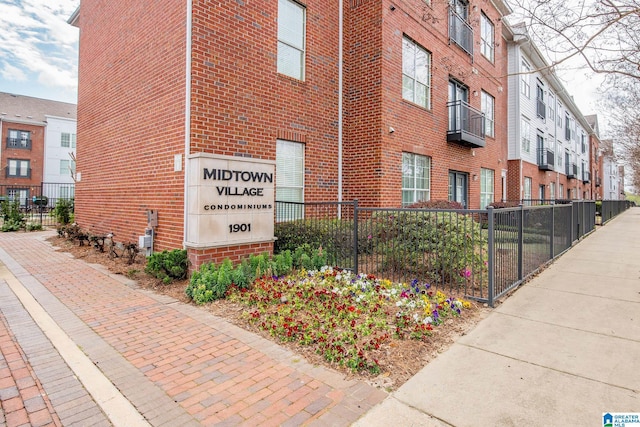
top-left (0, 92), bottom-right (77, 126)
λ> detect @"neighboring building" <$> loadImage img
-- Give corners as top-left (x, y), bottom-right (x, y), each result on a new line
top-left (585, 114), bottom-right (603, 200)
top-left (0, 92), bottom-right (77, 206)
top-left (505, 23), bottom-right (591, 202)
top-left (70, 0), bottom-right (512, 267)
top-left (601, 139), bottom-right (625, 200)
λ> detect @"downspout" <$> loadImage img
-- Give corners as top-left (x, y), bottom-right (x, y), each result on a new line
top-left (183, 0), bottom-right (193, 247)
top-left (338, 0), bottom-right (344, 206)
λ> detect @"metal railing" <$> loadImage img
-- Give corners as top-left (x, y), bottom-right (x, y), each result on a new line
top-left (447, 100), bottom-right (485, 147)
top-left (0, 182), bottom-right (75, 227)
top-left (600, 200), bottom-right (634, 224)
top-left (537, 147), bottom-right (554, 170)
top-left (449, 8), bottom-right (473, 56)
top-left (275, 199), bottom-right (632, 307)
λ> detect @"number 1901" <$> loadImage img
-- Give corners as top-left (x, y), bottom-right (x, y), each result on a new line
top-left (229, 223), bottom-right (251, 233)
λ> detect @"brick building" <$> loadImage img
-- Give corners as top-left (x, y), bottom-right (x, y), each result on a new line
top-left (0, 92), bottom-right (77, 206)
top-left (71, 0), bottom-right (512, 267)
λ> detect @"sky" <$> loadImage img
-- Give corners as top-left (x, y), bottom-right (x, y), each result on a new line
top-left (0, 0), bottom-right (80, 104)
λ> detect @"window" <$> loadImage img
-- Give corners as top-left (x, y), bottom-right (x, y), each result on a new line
top-left (7, 130), bottom-right (31, 149)
top-left (481, 91), bottom-right (494, 138)
top-left (521, 118), bottom-right (531, 153)
top-left (7, 188), bottom-right (28, 206)
top-left (521, 60), bottom-right (531, 98)
top-left (449, 0), bottom-right (472, 55)
top-left (559, 184), bottom-right (564, 199)
top-left (565, 113), bottom-right (571, 140)
top-left (523, 177), bottom-right (532, 204)
top-left (550, 182), bottom-right (555, 199)
top-left (60, 159), bottom-right (76, 176)
top-left (402, 37), bottom-right (431, 109)
top-left (402, 153), bottom-right (431, 206)
top-left (61, 133), bottom-right (77, 148)
top-left (581, 133), bottom-right (586, 153)
top-left (480, 13), bottom-right (494, 62)
top-left (276, 140), bottom-right (304, 221)
top-left (557, 103), bottom-right (563, 127)
top-left (7, 159), bottom-right (30, 178)
top-left (548, 94), bottom-right (555, 121)
top-left (277, 0), bottom-right (305, 80)
top-left (536, 81), bottom-right (545, 119)
top-left (480, 168), bottom-right (494, 209)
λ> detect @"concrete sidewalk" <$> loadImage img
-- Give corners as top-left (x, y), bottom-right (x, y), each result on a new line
top-left (354, 208), bottom-right (640, 426)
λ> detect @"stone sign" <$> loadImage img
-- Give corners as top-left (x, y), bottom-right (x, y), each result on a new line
top-left (187, 153), bottom-right (275, 247)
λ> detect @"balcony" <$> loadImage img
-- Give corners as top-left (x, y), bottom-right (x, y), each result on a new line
top-left (6, 137), bottom-right (32, 150)
top-left (447, 100), bottom-right (485, 148)
top-left (582, 171), bottom-right (591, 183)
top-left (595, 177), bottom-right (602, 187)
top-left (566, 163), bottom-right (578, 179)
top-left (537, 147), bottom-right (554, 171)
top-left (449, 9), bottom-right (473, 56)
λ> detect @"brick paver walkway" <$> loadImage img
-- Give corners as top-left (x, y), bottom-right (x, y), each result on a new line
top-left (0, 231), bottom-right (386, 426)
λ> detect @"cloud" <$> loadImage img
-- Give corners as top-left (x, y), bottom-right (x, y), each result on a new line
top-left (0, 0), bottom-right (80, 94)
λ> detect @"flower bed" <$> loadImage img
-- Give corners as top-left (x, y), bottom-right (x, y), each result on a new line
top-left (227, 267), bottom-right (473, 375)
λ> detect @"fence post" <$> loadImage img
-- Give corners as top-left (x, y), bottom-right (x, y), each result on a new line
top-left (353, 199), bottom-right (358, 276)
top-left (487, 207), bottom-right (495, 307)
top-left (518, 204), bottom-right (524, 281)
top-left (571, 201), bottom-right (576, 242)
top-left (550, 204), bottom-right (555, 259)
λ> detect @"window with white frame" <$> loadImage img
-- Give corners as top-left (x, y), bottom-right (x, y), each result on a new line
top-left (7, 159), bottom-right (30, 177)
top-left (521, 117), bottom-right (531, 153)
top-left (481, 90), bottom-right (494, 138)
top-left (480, 13), bottom-right (494, 62)
top-left (277, 0), bottom-right (306, 80)
top-left (61, 133), bottom-right (77, 148)
top-left (480, 168), bottom-right (494, 209)
top-left (548, 93), bottom-right (555, 121)
top-left (559, 183), bottom-right (564, 199)
top-left (402, 36), bottom-right (431, 109)
top-left (524, 177), bottom-right (532, 204)
top-left (521, 60), bottom-right (531, 98)
top-left (276, 140), bottom-right (305, 221)
top-left (550, 182), bottom-right (555, 200)
top-left (402, 152), bottom-right (431, 206)
top-left (59, 159), bottom-right (76, 176)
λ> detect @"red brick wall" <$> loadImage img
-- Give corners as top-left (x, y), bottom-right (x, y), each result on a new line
top-left (0, 123), bottom-right (45, 189)
top-left (74, 0), bottom-right (187, 248)
top-left (343, 0), bottom-right (509, 208)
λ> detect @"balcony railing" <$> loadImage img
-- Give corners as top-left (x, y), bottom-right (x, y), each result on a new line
top-left (582, 171), bottom-right (591, 183)
top-left (537, 147), bottom-right (554, 171)
top-left (447, 100), bottom-right (485, 148)
top-left (596, 177), bottom-right (602, 187)
top-left (449, 9), bottom-right (473, 56)
top-left (566, 163), bottom-right (578, 179)
top-left (6, 137), bottom-right (32, 150)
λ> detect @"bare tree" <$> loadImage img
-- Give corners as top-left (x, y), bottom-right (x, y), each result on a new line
top-left (509, 0), bottom-right (640, 84)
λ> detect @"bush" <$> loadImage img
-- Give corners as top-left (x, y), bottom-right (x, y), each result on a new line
top-left (53, 199), bottom-right (74, 225)
top-left (26, 223), bottom-right (43, 232)
top-left (375, 211), bottom-right (487, 283)
top-left (185, 249), bottom-right (300, 305)
top-left (0, 200), bottom-right (25, 232)
top-left (405, 200), bottom-right (464, 210)
top-left (145, 249), bottom-right (189, 284)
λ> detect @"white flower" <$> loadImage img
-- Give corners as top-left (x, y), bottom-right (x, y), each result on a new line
top-left (423, 317), bottom-right (433, 325)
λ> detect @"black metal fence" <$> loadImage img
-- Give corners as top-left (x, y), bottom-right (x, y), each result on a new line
top-left (275, 199), bottom-right (633, 306)
top-left (600, 200), bottom-right (635, 224)
top-left (0, 183), bottom-right (74, 227)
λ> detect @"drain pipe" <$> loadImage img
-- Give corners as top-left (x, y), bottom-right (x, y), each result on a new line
top-left (183, 0), bottom-right (193, 247)
top-left (338, 0), bottom-right (344, 213)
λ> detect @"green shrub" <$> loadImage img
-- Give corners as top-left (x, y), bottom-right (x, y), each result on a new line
top-left (0, 200), bottom-right (25, 232)
top-left (375, 211), bottom-right (487, 283)
top-left (53, 199), bottom-right (74, 225)
top-left (145, 249), bottom-right (189, 284)
top-left (26, 223), bottom-right (43, 232)
top-left (405, 200), bottom-right (464, 209)
top-left (274, 219), bottom-right (351, 264)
